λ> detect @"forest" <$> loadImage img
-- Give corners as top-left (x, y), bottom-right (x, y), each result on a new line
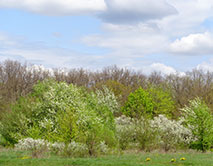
top-left (0, 59), bottom-right (213, 158)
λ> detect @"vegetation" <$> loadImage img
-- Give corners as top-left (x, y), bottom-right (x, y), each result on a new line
top-left (0, 59), bottom-right (213, 160)
top-left (181, 98), bottom-right (213, 152)
top-left (0, 149), bottom-right (213, 166)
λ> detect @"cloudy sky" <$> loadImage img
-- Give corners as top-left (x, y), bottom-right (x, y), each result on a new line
top-left (1, 0), bottom-right (213, 74)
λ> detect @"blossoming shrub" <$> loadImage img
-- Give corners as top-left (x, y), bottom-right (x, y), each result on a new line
top-left (115, 115), bottom-right (136, 150)
top-left (15, 138), bottom-right (50, 158)
top-left (64, 141), bottom-right (89, 157)
top-left (0, 80), bottom-right (118, 156)
top-left (50, 142), bottom-right (65, 155)
top-left (115, 116), bottom-right (157, 151)
top-left (134, 117), bottom-right (158, 151)
top-left (95, 141), bottom-right (109, 155)
top-left (115, 115), bottom-right (194, 151)
top-left (151, 115), bottom-right (193, 151)
top-left (181, 98), bottom-right (213, 152)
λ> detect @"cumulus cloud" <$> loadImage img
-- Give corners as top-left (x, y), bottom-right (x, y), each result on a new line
top-left (2, 0), bottom-right (213, 72)
top-left (0, 0), bottom-right (177, 23)
top-left (0, 0), bottom-right (106, 15)
top-left (157, 0), bottom-right (213, 37)
top-left (196, 61), bottom-right (213, 72)
top-left (170, 32), bottom-right (213, 55)
top-left (143, 63), bottom-right (185, 76)
top-left (99, 0), bottom-right (177, 24)
top-left (83, 23), bottom-right (168, 57)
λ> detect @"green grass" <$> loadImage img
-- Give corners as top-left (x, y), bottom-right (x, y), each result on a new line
top-left (0, 149), bottom-right (213, 166)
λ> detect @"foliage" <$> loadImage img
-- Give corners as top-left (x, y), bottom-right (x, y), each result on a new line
top-left (50, 142), bottom-right (65, 155)
top-left (0, 80), bottom-right (118, 155)
top-left (148, 86), bottom-right (175, 118)
top-left (65, 141), bottom-right (89, 157)
top-left (0, 97), bottom-right (34, 145)
top-left (115, 114), bottom-right (194, 151)
top-left (122, 86), bottom-right (175, 118)
top-left (122, 87), bottom-right (153, 118)
top-left (134, 118), bottom-right (158, 151)
top-left (181, 98), bottom-right (213, 152)
top-left (92, 80), bottom-right (132, 108)
top-left (151, 115), bottom-right (193, 151)
top-left (15, 138), bottom-right (50, 158)
top-left (115, 115), bottom-right (135, 150)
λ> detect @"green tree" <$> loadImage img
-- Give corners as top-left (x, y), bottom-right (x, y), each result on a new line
top-left (181, 98), bottom-right (213, 152)
top-left (149, 86), bottom-right (175, 118)
top-left (122, 86), bottom-right (175, 118)
top-left (122, 87), bottom-right (153, 118)
top-left (0, 80), bottom-right (118, 155)
top-left (92, 80), bottom-right (132, 110)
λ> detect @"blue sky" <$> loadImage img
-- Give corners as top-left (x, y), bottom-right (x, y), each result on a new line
top-left (1, 0), bottom-right (213, 74)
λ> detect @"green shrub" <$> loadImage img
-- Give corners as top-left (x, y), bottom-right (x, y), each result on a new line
top-left (64, 141), bottom-right (89, 157)
top-left (122, 86), bottom-right (175, 119)
top-left (0, 80), bottom-right (118, 155)
top-left (115, 115), bottom-right (136, 150)
top-left (148, 86), bottom-right (175, 118)
top-left (122, 87), bottom-right (153, 118)
top-left (134, 118), bottom-right (158, 151)
top-left (181, 98), bottom-right (213, 152)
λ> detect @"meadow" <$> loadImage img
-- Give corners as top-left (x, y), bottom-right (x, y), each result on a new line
top-left (0, 149), bottom-right (213, 166)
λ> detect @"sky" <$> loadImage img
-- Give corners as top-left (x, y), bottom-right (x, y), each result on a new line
top-left (1, 0), bottom-right (213, 75)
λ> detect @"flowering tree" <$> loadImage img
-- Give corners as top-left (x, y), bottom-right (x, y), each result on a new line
top-left (0, 80), bottom-right (119, 156)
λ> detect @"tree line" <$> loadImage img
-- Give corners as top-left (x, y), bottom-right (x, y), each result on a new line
top-left (1, 60), bottom-right (213, 117)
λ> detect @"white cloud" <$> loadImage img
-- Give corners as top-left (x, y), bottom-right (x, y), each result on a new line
top-left (143, 63), bottom-right (185, 76)
top-left (196, 61), bottom-right (213, 72)
top-left (99, 0), bottom-right (177, 24)
top-left (83, 23), bottom-right (168, 57)
top-left (0, 0), bottom-right (177, 23)
top-left (170, 32), bottom-right (213, 55)
top-left (0, 0), bottom-right (106, 15)
top-left (2, 0), bottom-right (213, 73)
top-left (157, 0), bottom-right (213, 37)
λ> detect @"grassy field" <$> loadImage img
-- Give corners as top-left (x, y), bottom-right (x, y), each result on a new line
top-left (0, 149), bottom-right (213, 166)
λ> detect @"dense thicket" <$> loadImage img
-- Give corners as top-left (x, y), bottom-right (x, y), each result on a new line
top-left (1, 60), bottom-right (213, 116)
top-left (1, 60), bottom-right (213, 154)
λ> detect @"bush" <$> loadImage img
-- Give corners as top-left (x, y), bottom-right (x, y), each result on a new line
top-left (122, 86), bottom-right (175, 118)
top-left (0, 80), bottom-right (118, 155)
top-left (115, 115), bottom-right (157, 151)
top-left (122, 87), bottom-right (153, 118)
top-left (181, 98), bottom-right (213, 152)
top-left (65, 141), bottom-right (89, 157)
top-left (50, 142), bottom-right (65, 155)
top-left (148, 86), bottom-right (175, 118)
top-left (134, 118), bottom-right (157, 151)
top-left (92, 80), bottom-right (132, 108)
top-left (15, 138), bottom-right (50, 158)
top-left (115, 115), bottom-right (135, 150)
top-left (151, 115), bottom-right (193, 151)
top-left (95, 141), bottom-right (109, 155)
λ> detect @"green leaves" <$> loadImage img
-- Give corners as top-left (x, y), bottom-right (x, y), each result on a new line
top-left (122, 86), bottom-right (175, 118)
top-left (181, 98), bottom-right (213, 152)
top-left (0, 80), bottom-right (118, 154)
top-left (122, 87), bottom-right (153, 118)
